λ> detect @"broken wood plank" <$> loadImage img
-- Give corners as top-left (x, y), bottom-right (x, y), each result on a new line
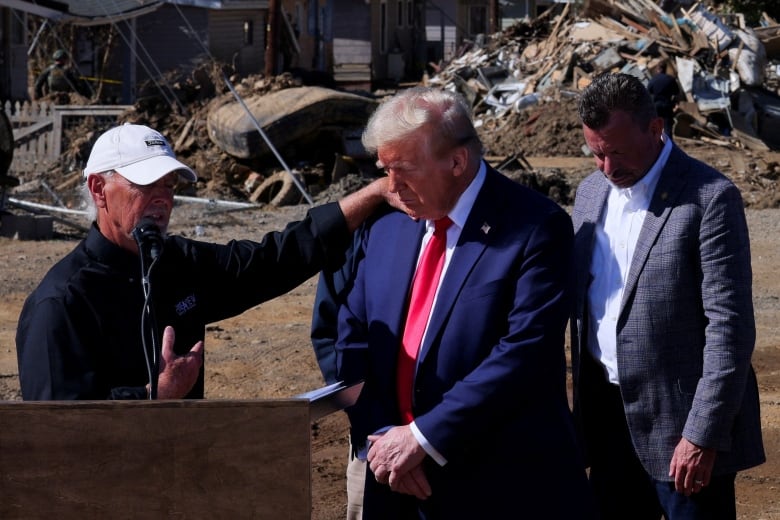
top-left (730, 39), bottom-right (744, 71)
top-left (699, 135), bottom-right (734, 147)
top-left (729, 150), bottom-right (747, 173)
top-left (668, 13), bottom-right (691, 52)
top-left (732, 128), bottom-right (771, 152)
top-left (54, 171), bottom-right (83, 193)
top-left (646, 9), bottom-right (688, 49)
top-left (595, 15), bottom-right (643, 41)
top-left (620, 15), bottom-right (650, 35)
top-left (174, 118), bottom-right (194, 152)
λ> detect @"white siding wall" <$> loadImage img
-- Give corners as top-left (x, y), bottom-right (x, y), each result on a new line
top-left (130, 6), bottom-right (210, 83)
top-left (425, 3), bottom-right (457, 62)
top-left (209, 9), bottom-right (266, 75)
top-left (334, 39), bottom-right (371, 64)
top-left (333, 0), bottom-right (371, 82)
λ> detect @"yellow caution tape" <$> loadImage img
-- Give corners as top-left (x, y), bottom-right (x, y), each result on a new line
top-left (79, 76), bottom-right (122, 85)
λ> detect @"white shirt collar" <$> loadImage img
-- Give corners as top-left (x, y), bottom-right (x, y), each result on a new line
top-left (430, 160), bottom-right (486, 232)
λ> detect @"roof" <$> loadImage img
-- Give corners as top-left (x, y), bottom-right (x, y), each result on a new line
top-left (0, 0), bottom-right (267, 25)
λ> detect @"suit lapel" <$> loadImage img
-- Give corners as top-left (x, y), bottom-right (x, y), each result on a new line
top-left (574, 175), bottom-right (610, 314)
top-left (416, 168), bottom-right (499, 364)
top-left (620, 146), bottom-right (688, 314)
top-left (581, 176), bottom-right (610, 226)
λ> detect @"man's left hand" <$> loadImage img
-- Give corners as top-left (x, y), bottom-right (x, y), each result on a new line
top-left (368, 425), bottom-right (431, 499)
top-left (156, 325), bottom-right (204, 399)
top-left (669, 437), bottom-right (717, 496)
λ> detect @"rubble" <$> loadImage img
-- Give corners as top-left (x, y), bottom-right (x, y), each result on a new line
top-left (425, 0), bottom-right (780, 154)
top-left (9, 1), bottom-right (780, 221)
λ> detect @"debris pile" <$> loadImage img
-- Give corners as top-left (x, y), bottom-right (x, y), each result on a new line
top-left (11, 0), bottom-right (780, 218)
top-left (409, 0), bottom-right (779, 208)
top-left (428, 0), bottom-right (780, 155)
top-left (25, 64), bottom-right (342, 208)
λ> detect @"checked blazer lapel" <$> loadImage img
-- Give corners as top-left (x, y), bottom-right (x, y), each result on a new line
top-left (575, 177), bottom-right (610, 306)
top-left (580, 177), bottom-right (610, 226)
top-left (619, 146), bottom-right (688, 315)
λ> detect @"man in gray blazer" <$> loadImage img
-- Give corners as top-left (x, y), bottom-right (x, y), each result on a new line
top-left (571, 73), bottom-right (765, 520)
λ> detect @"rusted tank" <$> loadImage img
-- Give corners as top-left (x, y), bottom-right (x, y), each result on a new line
top-left (206, 86), bottom-right (378, 160)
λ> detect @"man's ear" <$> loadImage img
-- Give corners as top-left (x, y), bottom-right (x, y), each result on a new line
top-left (650, 116), bottom-right (665, 139)
top-left (451, 146), bottom-right (469, 177)
top-left (87, 174), bottom-right (107, 208)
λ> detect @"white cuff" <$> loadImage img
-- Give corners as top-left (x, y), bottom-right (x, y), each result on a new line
top-left (410, 421), bottom-right (447, 466)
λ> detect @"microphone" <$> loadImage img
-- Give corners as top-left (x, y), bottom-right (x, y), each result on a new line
top-left (132, 217), bottom-right (165, 261)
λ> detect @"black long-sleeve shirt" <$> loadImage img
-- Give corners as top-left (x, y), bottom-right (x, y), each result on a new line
top-left (16, 203), bottom-right (349, 400)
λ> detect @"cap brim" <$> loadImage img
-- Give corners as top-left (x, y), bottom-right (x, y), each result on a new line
top-left (113, 155), bottom-right (197, 185)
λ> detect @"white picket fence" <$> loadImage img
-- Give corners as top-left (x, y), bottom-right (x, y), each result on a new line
top-left (4, 100), bottom-right (131, 177)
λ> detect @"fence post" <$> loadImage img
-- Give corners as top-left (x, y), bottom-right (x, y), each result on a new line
top-left (52, 104), bottom-right (62, 160)
top-left (2, 101), bottom-right (131, 178)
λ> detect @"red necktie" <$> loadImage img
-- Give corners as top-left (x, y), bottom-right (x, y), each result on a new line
top-left (397, 216), bottom-right (452, 424)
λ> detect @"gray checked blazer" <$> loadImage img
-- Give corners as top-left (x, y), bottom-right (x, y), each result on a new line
top-left (570, 143), bottom-right (765, 480)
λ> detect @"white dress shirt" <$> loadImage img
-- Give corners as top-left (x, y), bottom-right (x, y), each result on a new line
top-left (587, 136), bottom-right (672, 384)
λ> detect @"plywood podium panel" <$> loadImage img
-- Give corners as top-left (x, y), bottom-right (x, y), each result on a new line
top-left (0, 399), bottom-right (312, 519)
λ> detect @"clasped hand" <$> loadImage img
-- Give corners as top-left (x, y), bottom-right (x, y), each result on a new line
top-left (367, 425), bottom-right (432, 500)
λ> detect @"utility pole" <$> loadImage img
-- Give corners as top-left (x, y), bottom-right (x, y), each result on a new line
top-left (265, 0), bottom-right (280, 76)
top-left (488, 0), bottom-right (499, 34)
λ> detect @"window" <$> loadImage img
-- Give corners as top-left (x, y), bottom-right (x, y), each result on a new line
top-left (468, 6), bottom-right (487, 37)
top-left (407, 0), bottom-right (414, 27)
top-left (243, 20), bottom-right (253, 45)
top-left (295, 2), bottom-right (304, 36)
top-left (398, 1), bottom-right (404, 27)
top-left (11, 11), bottom-right (24, 45)
top-left (308, 0), bottom-right (317, 36)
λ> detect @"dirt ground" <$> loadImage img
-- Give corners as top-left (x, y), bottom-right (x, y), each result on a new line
top-left (1, 109), bottom-right (779, 517)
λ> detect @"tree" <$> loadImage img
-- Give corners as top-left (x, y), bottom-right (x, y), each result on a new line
top-left (711, 0), bottom-right (780, 25)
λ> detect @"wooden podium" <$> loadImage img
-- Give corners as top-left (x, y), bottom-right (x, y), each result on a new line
top-left (0, 385), bottom-right (361, 519)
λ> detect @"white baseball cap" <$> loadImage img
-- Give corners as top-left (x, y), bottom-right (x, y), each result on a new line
top-left (83, 123), bottom-right (197, 185)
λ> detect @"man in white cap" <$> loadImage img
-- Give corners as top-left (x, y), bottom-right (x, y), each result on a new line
top-left (16, 123), bottom-right (396, 400)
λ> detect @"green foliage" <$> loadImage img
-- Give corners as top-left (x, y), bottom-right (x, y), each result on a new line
top-left (710, 0), bottom-right (780, 26)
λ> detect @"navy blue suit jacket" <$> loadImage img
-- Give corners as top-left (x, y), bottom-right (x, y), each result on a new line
top-left (336, 166), bottom-right (594, 518)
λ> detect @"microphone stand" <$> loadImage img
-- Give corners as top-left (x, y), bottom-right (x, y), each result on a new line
top-left (138, 250), bottom-right (162, 399)
top-left (133, 220), bottom-right (164, 400)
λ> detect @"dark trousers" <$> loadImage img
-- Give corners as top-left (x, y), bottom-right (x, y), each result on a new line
top-left (581, 352), bottom-right (736, 520)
